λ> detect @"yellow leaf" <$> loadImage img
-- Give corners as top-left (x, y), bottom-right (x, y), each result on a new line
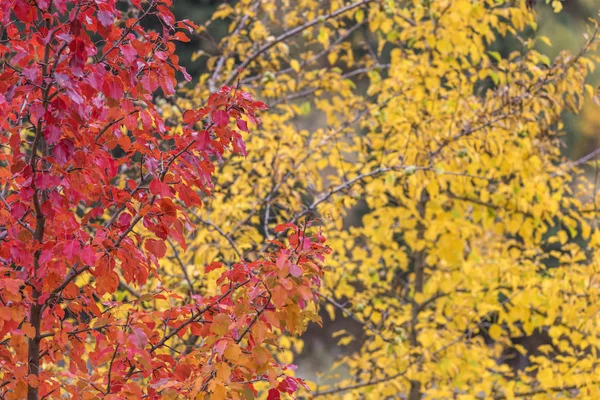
top-left (318, 27), bottom-right (330, 47)
top-left (337, 335), bottom-right (354, 346)
top-left (585, 83), bottom-right (595, 99)
top-left (538, 36), bottom-right (552, 47)
top-left (552, 0), bottom-right (563, 13)
top-left (290, 59), bottom-right (300, 73)
top-left (216, 362), bottom-right (231, 382)
top-left (328, 52), bottom-right (338, 65)
top-left (225, 343), bottom-right (242, 361)
top-left (355, 9), bottom-right (365, 23)
top-left (489, 324), bottom-right (502, 341)
top-left (558, 230), bottom-right (568, 244)
top-left (211, 383), bottom-right (227, 400)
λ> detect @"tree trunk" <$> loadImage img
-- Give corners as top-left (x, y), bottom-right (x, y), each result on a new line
top-left (409, 192), bottom-right (427, 400)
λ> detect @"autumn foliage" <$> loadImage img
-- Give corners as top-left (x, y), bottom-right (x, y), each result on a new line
top-left (170, 0), bottom-right (600, 399)
top-left (0, 1), bottom-right (329, 399)
top-left (5, 0), bottom-right (600, 399)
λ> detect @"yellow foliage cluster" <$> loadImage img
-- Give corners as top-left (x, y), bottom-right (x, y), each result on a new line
top-left (159, 0), bottom-right (600, 398)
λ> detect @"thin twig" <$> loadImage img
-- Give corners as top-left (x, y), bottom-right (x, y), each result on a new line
top-left (167, 237), bottom-right (195, 295)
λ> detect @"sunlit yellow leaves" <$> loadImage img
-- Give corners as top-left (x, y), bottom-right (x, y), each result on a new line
top-left (354, 9), bottom-right (364, 24)
top-left (290, 59), bottom-right (300, 73)
top-left (488, 324), bottom-right (502, 341)
top-left (212, 4), bottom-right (233, 20)
top-left (551, 0), bottom-right (563, 13)
top-left (318, 27), bottom-right (330, 48)
top-left (249, 22), bottom-right (269, 42)
top-left (148, 0), bottom-right (600, 399)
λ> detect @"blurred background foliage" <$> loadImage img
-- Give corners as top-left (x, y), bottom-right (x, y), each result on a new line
top-left (536, 0), bottom-right (600, 157)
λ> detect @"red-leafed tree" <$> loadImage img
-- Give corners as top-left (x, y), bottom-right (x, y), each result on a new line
top-left (0, 1), bottom-right (328, 399)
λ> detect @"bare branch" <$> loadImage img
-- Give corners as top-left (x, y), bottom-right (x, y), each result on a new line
top-left (167, 238), bottom-right (195, 295)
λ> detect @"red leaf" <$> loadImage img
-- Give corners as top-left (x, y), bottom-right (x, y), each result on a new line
top-left (14, 0), bottom-right (32, 22)
top-left (53, 140), bottom-right (74, 165)
top-left (88, 70), bottom-right (105, 90)
top-left (253, 101), bottom-right (269, 110)
top-left (214, 340), bottom-right (228, 355)
top-left (190, 322), bottom-right (203, 336)
top-left (118, 212), bottom-right (132, 228)
top-left (120, 44), bottom-right (137, 64)
top-left (274, 222), bottom-right (297, 233)
top-left (66, 89), bottom-right (84, 105)
top-left (70, 18), bottom-right (82, 36)
top-left (175, 364), bottom-right (192, 380)
top-left (289, 263), bottom-right (303, 277)
top-left (157, 4), bottom-right (175, 26)
top-left (44, 126), bottom-right (61, 145)
top-left (182, 110), bottom-right (197, 125)
top-left (236, 119), bottom-right (248, 132)
top-left (162, 76), bottom-right (176, 96)
top-left (68, 39), bottom-right (86, 77)
top-left (103, 79), bottom-right (124, 100)
top-left (159, 198), bottom-right (178, 217)
top-left (129, 327), bottom-right (148, 348)
top-left (149, 179), bottom-right (171, 197)
top-left (277, 377), bottom-right (298, 394)
top-left (266, 239), bottom-right (286, 248)
top-left (96, 271), bottom-right (119, 295)
top-left (267, 389), bottom-right (281, 400)
top-left (64, 240), bottom-right (80, 261)
top-left (145, 239), bottom-right (167, 259)
top-left (22, 66), bottom-right (38, 81)
top-left (10, 202), bottom-right (27, 220)
top-left (54, 72), bottom-right (71, 88)
top-left (180, 66), bottom-right (192, 82)
top-left (97, 11), bottom-right (115, 28)
top-left (206, 262), bottom-right (223, 273)
top-left (233, 135), bottom-right (247, 156)
top-left (196, 130), bottom-right (210, 151)
top-left (174, 32), bottom-right (190, 42)
top-left (276, 253), bottom-right (288, 270)
top-left (212, 110), bottom-right (229, 127)
top-left (80, 245), bottom-right (96, 266)
top-left (30, 104), bottom-right (44, 122)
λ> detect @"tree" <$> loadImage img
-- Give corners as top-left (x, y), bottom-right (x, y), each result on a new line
top-left (164, 0), bottom-right (600, 398)
top-left (0, 1), bottom-right (328, 399)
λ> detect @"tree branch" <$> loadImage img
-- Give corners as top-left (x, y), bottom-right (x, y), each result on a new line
top-left (222, 0), bottom-right (376, 87)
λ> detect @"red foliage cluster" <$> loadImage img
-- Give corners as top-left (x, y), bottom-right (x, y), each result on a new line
top-left (0, 1), bottom-right (328, 399)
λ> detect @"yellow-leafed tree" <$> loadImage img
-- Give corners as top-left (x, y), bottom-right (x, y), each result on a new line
top-left (159, 0), bottom-right (600, 398)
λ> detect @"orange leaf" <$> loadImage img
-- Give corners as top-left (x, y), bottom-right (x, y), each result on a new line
top-left (21, 322), bottom-right (35, 339)
top-left (159, 198), bottom-right (178, 217)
